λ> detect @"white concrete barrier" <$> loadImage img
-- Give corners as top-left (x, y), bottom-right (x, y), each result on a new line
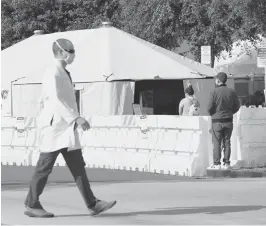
top-left (149, 151), bottom-right (191, 175)
top-left (30, 149), bottom-right (40, 166)
top-left (234, 107), bottom-right (266, 167)
top-left (54, 154), bottom-right (66, 166)
top-left (1, 128), bottom-right (14, 147)
top-left (82, 147), bottom-right (115, 169)
top-left (1, 115), bottom-right (213, 176)
top-left (79, 115), bottom-right (212, 176)
top-left (4, 111), bottom-right (265, 176)
top-left (1, 147), bottom-right (29, 166)
top-left (1, 117), bottom-right (36, 166)
top-left (115, 148), bottom-right (150, 172)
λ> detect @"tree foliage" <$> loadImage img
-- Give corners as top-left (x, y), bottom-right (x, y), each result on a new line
top-left (231, 0), bottom-right (266, 39)
top-left (1, 0), bottom-right (121, 49)
top-left (179, 0), bottom-right (266, 66)
top-left (119, 0), bottom-right (182, 50)
top-left (2, 0), bottom-right (266, 63)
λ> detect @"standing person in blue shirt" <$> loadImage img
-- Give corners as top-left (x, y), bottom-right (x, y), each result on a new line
top-left (207, 72), bottom-right (240, 170)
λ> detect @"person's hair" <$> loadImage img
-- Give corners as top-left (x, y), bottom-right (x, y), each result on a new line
top-left (185, 85), bottom-right (194, 96)
top-left (216, 72), bottom-right (227, 84)
top-left (52, 39), bottom-right (73, 57)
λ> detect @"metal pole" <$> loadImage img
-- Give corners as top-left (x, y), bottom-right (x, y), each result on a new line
top-left (10, 77), bottom-right (26, 116)
top-left (10, 81), bottom-right (13, 116)
top-left (264, 67), bottom-right (266, 104)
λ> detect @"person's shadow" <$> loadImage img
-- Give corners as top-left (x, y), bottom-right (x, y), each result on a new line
top-left (56, 205), bottom-right (266, 218)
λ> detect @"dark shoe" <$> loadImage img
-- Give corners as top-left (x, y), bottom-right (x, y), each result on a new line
top-left (24, 206), bottom-right (54, 218)
top-left (88, 200), bottom-right (116, 216)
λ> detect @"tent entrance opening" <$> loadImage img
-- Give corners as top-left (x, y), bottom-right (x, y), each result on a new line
top-left (134, 80), bottom-right (185, 115)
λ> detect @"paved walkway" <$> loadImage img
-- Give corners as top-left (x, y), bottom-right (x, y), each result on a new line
top-left (2, 178), bottom-right (266, 225)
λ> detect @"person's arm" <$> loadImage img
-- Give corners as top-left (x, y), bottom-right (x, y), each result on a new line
top-left (179, 99), bottom-right (184, 115)
top-left (207, 91), bottom-right (215, 116)
top-left (232, 91), bottom-right (240, 114)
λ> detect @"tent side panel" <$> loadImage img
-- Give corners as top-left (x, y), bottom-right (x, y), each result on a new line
top-left (81, 81), bottom-right (135, 116)
top-left (13, 84), bottom-right (42, 117)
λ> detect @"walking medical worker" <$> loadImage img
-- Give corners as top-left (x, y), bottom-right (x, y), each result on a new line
top-left (24, 38), bottom-right (116, 218)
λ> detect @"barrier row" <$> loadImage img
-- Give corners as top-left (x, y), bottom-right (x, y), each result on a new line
top-left (1, 116), bottom-right (211, 177)
top-left (2, 109), bottom-right (266, 175)
top-left (1, 147), bottom-right (201, 176)
top-left (234, 107), bottom-right (266, 168)
top-left (2, 126), bottom-right (203, 151)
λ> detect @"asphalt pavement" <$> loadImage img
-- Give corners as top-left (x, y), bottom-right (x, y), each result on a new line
top-left (2, 177), bottom-right (266, 225)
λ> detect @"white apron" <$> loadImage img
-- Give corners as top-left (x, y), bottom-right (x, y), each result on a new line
top-left (37, 61), bottom-right (81, 152)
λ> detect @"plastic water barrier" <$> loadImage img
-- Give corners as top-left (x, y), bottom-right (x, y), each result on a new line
top-left (1, 115), bottom-right (213, 176)
top-left (1, 117), bottom-right (37, 166)
top-left (233, 107), bottom-right (266, 168)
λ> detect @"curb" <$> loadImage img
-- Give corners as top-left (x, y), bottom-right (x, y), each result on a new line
top-left (207, 169), bottom-right (266, 178)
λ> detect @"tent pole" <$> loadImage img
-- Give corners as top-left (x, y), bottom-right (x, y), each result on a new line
top-left (10, 82), bottom-right (13, 116)
top-left (10, 77), bottom-right (26, 116)
top-left (264, 67), bottom-right (266, 103)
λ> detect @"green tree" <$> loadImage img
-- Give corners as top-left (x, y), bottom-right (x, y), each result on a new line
top-left (1, 0), bottom-right (121, 50)
top-left (119, 0), bottom-right (183, 50)
top-left (228, 0), bottom-right (266, 39)
top-left (2, 0), bottom-right (266, 61)
top-left (179, 0), bottom-right (266, 67)
top-left (1, 0), bottom-right (57, 49)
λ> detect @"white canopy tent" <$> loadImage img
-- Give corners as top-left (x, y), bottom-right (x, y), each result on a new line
top-left (2, 23), bottom-right (217, 116)
top-left (2, 23), bottom-right (216, 87)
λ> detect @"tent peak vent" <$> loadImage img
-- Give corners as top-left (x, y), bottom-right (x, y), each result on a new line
top-left (34, 30), bottom-right (44, 35)
top-left (101, 21), bottom-right (113, 27)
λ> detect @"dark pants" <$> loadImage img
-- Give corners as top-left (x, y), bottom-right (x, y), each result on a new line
top-left (25, 148), bottom-right (96, 209)
top-left (212, 122), bottom-right (233, 165)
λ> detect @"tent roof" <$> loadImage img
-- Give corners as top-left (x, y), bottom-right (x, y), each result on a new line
top-left (128, 33), bottom-right (217, 78)
top-left (2, 25), bottom-right (215, 88)
top-left (214, 37), bottom-right (266, 77)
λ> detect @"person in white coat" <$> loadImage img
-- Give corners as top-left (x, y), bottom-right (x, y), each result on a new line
top-left (24, 38), bottom-right (116, 218)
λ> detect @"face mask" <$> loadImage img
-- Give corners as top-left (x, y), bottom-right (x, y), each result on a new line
top-left (55, 41), bottom-right (71, 64)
